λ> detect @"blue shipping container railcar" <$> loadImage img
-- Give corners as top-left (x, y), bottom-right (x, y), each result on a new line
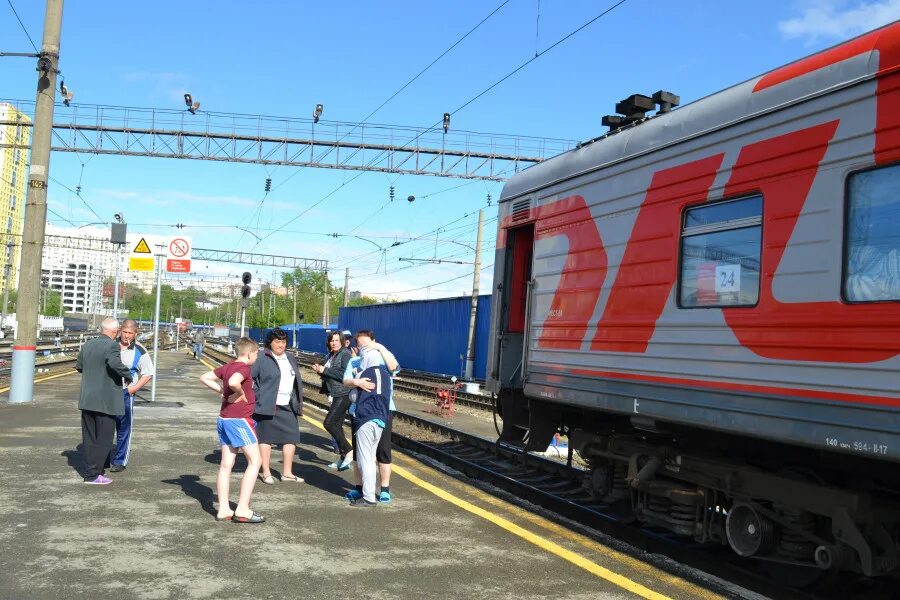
top-left (338, 295), bottom-right (491, 380)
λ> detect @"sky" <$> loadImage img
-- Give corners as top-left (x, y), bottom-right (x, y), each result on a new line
top-left (1, 0), bottom-right (898, 301)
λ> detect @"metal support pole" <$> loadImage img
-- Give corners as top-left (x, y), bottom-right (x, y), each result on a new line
top-left (1, 242), bottom-right (13, 332)
top-left (10, 0), bottom-right (64, 403)
top-left (292, 283), bottom-right (298, 348)
top-left (464, 209), bottom-right (484, 380)
top-left (176, 298), bottom-right (182, 352)
top-left (240, 305), bottom-right (247, 338)
top-left (322, 270), bottom-right (329, 327)
top-left (343, 267), bottom-right (349, 307)
top-left (112, 243), bottom-right (121, 316)
top-left (150, 251), bottom-right (162, 402)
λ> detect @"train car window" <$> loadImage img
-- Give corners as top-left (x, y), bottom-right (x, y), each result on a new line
top-left (679, 195), bottom-right (762, 308)
top-left (845, 164), bottom-right (900, 302)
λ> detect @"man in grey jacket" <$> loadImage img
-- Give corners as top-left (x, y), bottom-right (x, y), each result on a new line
top-left (76, 317), bottom-right (133, 485)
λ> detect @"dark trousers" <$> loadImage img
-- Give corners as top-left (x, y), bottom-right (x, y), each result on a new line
top-left (81, 409), bottom-right (116, 479)
top-left (323, 394), bottom-right (353, 456)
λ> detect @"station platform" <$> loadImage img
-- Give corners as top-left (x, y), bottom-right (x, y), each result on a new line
top-left (0, 351), bottom-right (729, 600)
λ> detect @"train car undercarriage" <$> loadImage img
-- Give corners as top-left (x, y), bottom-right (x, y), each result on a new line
top-left (498, 392), bottom-right (900, 578)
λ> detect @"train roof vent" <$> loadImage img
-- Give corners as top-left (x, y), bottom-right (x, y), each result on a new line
top-left (601, 90), bottom-right (680, 133)
top-left (511, 198), bottom-right (532, 222)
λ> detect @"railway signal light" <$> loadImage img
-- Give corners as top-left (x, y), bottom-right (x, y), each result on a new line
top-left (313, 103), bottom-right (323, 123)
top-left (60, 81), bottom-right (73, 107)
top-left (241, 272), bottom-right (252, 307)
top-left (184, 93), bottom-right (200, 114)
top-left (442, 112), bottom-right (450, 134)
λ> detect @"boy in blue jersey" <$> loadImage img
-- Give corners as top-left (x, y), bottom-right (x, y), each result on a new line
top-left (348, 364), bottom-right (393, 506)
top-left (342, 330), bottom-right (399, 504)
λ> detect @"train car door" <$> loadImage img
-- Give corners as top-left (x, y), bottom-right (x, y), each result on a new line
top-left (494, 223), bottom-right (534, 389)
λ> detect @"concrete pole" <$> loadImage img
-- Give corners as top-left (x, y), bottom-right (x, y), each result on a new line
top-left (10, 0), bottom-right (64, 403)
top-left (343, 267), bottom-right (350, 306)
top-left (464, 209), bottom-right (484, 381)
top-left (112, 244), bottom-right (121, 317)
top-left (240, 305), bottom-right (246, 339)
top-left (150, 250), bottom-right (162, 402)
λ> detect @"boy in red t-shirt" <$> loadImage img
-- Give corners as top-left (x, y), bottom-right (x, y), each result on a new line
top-left (199, 338), bottom-right (264, 523)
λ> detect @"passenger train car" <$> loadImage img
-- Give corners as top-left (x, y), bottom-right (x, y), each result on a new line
top-left (486, 23), bottom-right (900, 577)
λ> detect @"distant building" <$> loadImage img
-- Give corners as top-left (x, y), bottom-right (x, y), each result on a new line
top-left (41, 262), bottom-right (104, 314)
top-left (0, 103), bottom-right (31, 292)
top-left (102, 283), bottom-right (127, 303)
top-left (197, 300), bottom-right (220, 311)
top-left (42, 224), bottom-right (156, 293)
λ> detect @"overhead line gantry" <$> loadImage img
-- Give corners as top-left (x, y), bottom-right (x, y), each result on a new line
top-left (0, 100), bottom-right (576, 181)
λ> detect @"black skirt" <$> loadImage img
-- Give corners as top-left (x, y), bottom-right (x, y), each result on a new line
top-left (254, 404), bottom-right (301, 445)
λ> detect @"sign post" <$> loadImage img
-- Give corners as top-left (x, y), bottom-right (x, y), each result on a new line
top-left (166, 236), bottom-right (192, 273)
top-left (150, 243), bottom-right (165, 403)
top-left (128, 236), bottom-right (155, 272)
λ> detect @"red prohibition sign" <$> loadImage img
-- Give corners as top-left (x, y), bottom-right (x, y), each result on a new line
top-left (169, 238), bottom-right (190, 257)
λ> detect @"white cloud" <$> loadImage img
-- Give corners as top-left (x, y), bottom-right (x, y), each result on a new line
top-left (779, 0), bottom-right (900, 44)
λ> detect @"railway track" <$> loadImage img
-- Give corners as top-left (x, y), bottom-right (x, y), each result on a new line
top-left (291, 350), bottom-right (495, 412)
top-left (0, 336), bottom-right (169, 382)
top-left (202, 346), bottom-right (856, 600)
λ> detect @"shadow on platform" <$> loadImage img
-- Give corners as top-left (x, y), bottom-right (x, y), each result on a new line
top-left (161, 474), bottom-right (217, 517)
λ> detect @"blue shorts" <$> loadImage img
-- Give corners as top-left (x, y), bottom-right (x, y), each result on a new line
top-left (217, 417), bottom-right (258, 448)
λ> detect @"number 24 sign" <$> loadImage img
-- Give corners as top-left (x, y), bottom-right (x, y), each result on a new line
top-left (715, 264), bottom-right (741, 293)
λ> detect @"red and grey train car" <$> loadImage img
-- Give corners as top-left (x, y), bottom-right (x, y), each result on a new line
top-left (486, 23), bottom-right (900, 577)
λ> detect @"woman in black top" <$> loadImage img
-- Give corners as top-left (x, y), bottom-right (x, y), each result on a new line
top-left (312, 331), bottom-right (353, 470)
top-left (251, 328), bottom-right (304, 484)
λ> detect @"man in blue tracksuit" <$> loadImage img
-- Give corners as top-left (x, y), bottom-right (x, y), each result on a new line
top-left (110, 319), bottom-right (155, 473)
top-left (348, 364), bottom-right (392, 507)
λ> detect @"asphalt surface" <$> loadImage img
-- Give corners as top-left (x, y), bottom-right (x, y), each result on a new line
top-left (0, 350), bottom-right (723, 600)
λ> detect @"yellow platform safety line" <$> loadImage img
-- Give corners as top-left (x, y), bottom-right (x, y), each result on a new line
top-left (199, 357), bottom-right (219, 371)
top-left (301, 414), bottom-right (705, 600)
top-left (393, 451), bottom-right (723, 600)
top-left (0, 368), bottom-right (79, 393)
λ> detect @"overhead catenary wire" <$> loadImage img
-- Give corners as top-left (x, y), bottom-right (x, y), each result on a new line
top-left (6, 0), bottom-right (38, 53)
top-left (268, 0), bottom-right (512, 197)
top-left (46, 207), bottom-right (78, 227)
top-left (257, 1), bottom-right (513, 246)
top-left (47, 176), bottom-right (104, 221)
top-left (280, 2), bottom-right (624, 250)
top-left (320, 0), bottom-right (630, 198)
top-left (361, 263), bottom-right (494, 296)
top-left (447, 0), bottom-right (629, 118)
top-left (327, 204), bottom-right (497, 271)
top-left (342, 216), bottom-right (497, 278)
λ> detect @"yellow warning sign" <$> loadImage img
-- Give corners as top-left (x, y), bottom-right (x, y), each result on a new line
top-left (132, 238), bottom-right (152, 254)
top-left (129, 257), bottom-right (155, 272)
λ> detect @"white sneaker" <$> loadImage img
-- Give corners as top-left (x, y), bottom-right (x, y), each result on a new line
top-left (338, 453), bottom-right (353, 471)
